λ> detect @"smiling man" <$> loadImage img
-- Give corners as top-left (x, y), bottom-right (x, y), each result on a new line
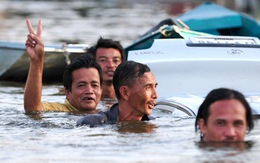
top-left (195, 88), bottom-right (254, 142)
top-left (77, 61), bottom-right (158, 126)
top-left (24, 19), bottom-right (102, 113)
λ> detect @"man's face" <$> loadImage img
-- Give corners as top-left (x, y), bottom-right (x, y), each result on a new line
top-left (199, 99), bottom-right (247, 142)
top-left (127, 72), bottom-right (158, 117)
top-left (65, 68), bottom-right (102, 111)
top-left (96, 48), bottom-right (122, 82)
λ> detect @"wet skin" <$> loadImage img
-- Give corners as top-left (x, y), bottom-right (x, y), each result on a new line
top-left (65, 68), bottom-right (102, 111)
top-left (199, 99), bottom-right (247, 142)
top-left (127, 72), bottom-right (158, 117)
top-left (96, 48), bottom-right (122, 82)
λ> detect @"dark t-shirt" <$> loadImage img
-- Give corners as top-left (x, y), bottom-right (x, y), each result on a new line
top-left (76, 103), bottom-right (154, 126)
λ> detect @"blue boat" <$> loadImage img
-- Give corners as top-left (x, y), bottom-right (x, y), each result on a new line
top-left (178, 1), bottom-right (260, 38)
top-left (125, 2), bottom-right (260, 116)
top-left (125, 1), bottom-right (260, 57)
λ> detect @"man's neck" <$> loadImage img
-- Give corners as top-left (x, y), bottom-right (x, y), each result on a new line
top-left (118, 102), bottom-right (142, 121)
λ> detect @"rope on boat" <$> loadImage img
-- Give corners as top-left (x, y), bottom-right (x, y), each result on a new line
top-left (62, 43), bottom-right (71, 65)
top-left (176, 19), bottom-right (190, 30)
top-left (159, 25), bottom-right (174, 37)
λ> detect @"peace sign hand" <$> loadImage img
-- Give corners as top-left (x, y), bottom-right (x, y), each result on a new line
top-left (25, 19), bottom-right (44, 62)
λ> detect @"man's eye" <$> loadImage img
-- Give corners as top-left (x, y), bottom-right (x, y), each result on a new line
top-left (113, 59), bottom-right (121, 63)
top-left (98, 59), bottom-right (107, 63)
top-left (77, 84), bottom-right (84, 87)
top-left (216, 121), bottom-right (225, 126)
top-left (234, 121), bottom-right (243, 127)
top-left (92, 84), bottom-right (99, 88)
top-left (145, 85), bottom-right (151, 90)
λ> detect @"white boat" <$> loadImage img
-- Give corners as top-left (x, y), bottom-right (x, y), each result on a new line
top-left (127, 36), bottom-right (260, 116)
top-left (0, 41), bottom-right (89, 83)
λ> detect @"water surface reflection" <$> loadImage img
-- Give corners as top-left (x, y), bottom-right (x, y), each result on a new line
top-left (117, 121), bottom-right (158, 133)
top-left (1, 0), bottom-right (260, 162)
top-left (1, 92), bottom-right (260, 162)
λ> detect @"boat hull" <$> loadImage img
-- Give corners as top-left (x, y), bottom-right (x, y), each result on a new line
top-left (0, 41), bottom-right (88, 83)
top-left (128, 37), bottom-right (260, 115)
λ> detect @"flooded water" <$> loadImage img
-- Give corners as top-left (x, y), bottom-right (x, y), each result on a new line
top-left (1, 82), bottom-right (260, 162)
top-left (1, 0), bottom-right (260, 162)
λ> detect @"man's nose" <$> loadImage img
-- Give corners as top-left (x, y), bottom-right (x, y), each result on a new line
top-left (224, 126), bottom-right (236, 137)
top-left (85, 85), bottom-right (94, 94)
top-left (106, 59), bottom-right (115, 67)
top-left (107, 59), bottom-right (117, 67)
top-left (152, 88), bottom-right (158, 99)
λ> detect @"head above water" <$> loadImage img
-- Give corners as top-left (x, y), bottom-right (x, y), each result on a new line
top-left (113, 60), bottom-right (153, 100)
top-left (113, 60), bottom-right (158, 120)
top-left (195, 88), bottom-right (254, 142)
top-left (63, 54), bottom-right (103, 91)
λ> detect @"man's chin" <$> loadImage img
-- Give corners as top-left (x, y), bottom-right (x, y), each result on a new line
top-left (82, 103), bottom-right (96, 110)
top-left (222, 139), bottom-right (238, 142)
top-left (145, 109), bottom-right (152, 115)
top-left (104, 78), bottom-right (113, 83)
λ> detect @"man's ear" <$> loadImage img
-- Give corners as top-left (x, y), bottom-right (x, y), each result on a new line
top-left (199, 119), bottom-right (206, 134)
top-left (64, 88), bottom-right (70, 100)
top-left (119, 86), bottom-right (129, 100)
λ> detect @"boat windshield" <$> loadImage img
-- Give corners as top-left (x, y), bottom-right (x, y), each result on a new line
top-left (186, 36), bottom-right (260, 48)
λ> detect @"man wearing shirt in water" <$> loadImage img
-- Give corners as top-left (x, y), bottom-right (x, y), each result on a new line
top-left (77, 60), bottom-right (158, 126)
top-left (195, 88), bottom-right (254, 142)
top-left (24, 19), bottom-right (102, 113)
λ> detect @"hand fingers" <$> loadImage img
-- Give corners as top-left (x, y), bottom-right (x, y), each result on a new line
top-left (26, 19), bottom-right (35, 34)
top-left (27, 33), bottom-right (44, 47)
top-left (25, 39), bottom-right (35, 48)
top-left (36, 19), bottom-right (42, 37)
top-left (27, 34), bottom-right (37, 45)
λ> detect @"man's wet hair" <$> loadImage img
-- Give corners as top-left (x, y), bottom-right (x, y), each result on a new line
top-left (63, 54), bottom-right (102, 91)
top-left (113, 60), bottom-right (150, 100)
top-left (87, 37), bottom-right (126, 61)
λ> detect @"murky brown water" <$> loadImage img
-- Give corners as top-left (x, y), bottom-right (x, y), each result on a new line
top-left (1, 0), bottom-right (260, 162)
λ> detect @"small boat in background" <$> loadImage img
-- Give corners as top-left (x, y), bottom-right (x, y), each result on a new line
top-left (125, 1), bottom-right (260, 58)
top-left (0, 41), bottom-right (88, 83)
top-left (124, 1), bottom-right (260, 116)
top-left (178, 1), bottom-right (260, 38)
